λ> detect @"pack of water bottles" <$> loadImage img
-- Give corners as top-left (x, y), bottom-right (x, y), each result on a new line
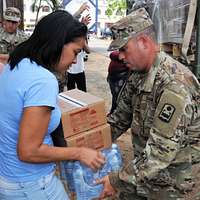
top-left (62, 143), bottom-right (122, 200)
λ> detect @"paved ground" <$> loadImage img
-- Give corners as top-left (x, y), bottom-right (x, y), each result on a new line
top-left (85, 51), bottom-right (111, 112)
top-left (88, 36), bottom-right (111, 57)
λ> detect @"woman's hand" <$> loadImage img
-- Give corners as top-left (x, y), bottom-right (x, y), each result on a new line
top-left (96, 175), bottom-right (116, 199)
top-left (79, 147), bottom-right (105, 171)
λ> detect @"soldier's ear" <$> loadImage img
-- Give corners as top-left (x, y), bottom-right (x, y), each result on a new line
top-left (136, 35), bottom-right (148, 50)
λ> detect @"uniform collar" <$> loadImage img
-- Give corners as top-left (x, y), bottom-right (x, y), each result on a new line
top-left (138, 52), bottom-right (161, 92)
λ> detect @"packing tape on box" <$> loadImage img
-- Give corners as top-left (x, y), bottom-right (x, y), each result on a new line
top-left (58, 93), bottom-right (88, 107)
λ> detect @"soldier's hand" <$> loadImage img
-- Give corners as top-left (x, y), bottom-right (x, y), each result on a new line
top-left (96, 175), bottom-right (116, 199)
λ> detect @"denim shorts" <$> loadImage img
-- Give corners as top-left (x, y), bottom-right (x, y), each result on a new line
top-left (0, 172), bottom-right (69, 200)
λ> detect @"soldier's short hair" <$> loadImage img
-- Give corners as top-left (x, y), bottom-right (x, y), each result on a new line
top-left (4, 7), bottom-right (21, 22)
top-left (108, 8), bottom-right (154, 51)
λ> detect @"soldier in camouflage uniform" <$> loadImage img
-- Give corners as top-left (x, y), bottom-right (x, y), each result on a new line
top-left (97, 8), bottom-right (200, 200)
top-left (0, 7), bottom-right (27, 63)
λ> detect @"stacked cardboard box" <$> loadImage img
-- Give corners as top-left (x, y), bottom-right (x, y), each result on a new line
top-left (58, 89), bottom-right (112, 150)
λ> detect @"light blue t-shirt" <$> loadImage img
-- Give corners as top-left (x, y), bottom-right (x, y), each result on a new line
top-left (0, 58), bottom-right (61, 182)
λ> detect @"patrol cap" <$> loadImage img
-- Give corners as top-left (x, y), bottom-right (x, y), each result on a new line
top-left (4, 7), bottom-right (21, 22)
top-left (108, 8), bottom-right (153, 51)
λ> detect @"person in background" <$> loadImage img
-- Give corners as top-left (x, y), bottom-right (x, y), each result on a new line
top-left (107, 50), bottom-right (129, 114)
top-left (66, 2), bottom-right (91, 92)
top-left (0, 7), bottom-right (28, 64)
top-left (73, 2), bottom-right (90, 20)
top-left (0, 10), bottom-right (105, 200)
top-left (67, 42), bottom-right (90, 92)
top-left (55, 2), bottom-right (91, 92)
top-left (97, 8), bottom-right (200, 200)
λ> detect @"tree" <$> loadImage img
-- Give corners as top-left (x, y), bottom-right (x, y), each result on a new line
top-left (105, 0), bottom-right (127, 17)
top-left (31, 0), bottom-right (63, 23)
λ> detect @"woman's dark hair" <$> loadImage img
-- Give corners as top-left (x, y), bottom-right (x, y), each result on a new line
top-left (9, 10), bottom-right (88, 70)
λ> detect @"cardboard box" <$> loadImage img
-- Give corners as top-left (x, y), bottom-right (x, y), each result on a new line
top-left (58, 89), bottom-right (107, 138)
top-left (66, 124), bottom-right (112, 150)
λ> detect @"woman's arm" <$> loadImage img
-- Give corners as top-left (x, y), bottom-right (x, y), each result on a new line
top-left (17, 106), bottom-right (105, 170)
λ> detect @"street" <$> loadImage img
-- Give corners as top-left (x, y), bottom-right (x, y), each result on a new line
top-left (85, 36), bottom-right (111, 112)
top-left (88, 36), bottom-right (111, 57)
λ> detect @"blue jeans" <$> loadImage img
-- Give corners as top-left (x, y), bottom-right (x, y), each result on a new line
top-left (0, 172), bottom-right (69, 200)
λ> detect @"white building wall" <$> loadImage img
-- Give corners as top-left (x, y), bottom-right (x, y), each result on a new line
top-left (24, 0), bottom-right (51, 35)
top-left (23, 0), bottom-right (124, 36)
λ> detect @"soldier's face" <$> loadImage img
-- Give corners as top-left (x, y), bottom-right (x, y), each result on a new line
top-left (119, 36), bottom-right (152, 72)
top-left (4, 20), bottom-right (20, 33)
top-left (56, 37), bottom-right (85, 73)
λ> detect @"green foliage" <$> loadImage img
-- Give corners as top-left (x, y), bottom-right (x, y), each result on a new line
top-left (105, 0), bottom-right (127, 17)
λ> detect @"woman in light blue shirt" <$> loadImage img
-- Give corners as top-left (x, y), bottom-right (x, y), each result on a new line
top-left (0, 10), bottom-right (105, 200)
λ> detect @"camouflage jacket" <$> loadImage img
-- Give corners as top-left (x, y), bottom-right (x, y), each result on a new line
top-left (108, 52), bottom-right (200, 199)
top-left (0, 27), bottom-right (28, 54)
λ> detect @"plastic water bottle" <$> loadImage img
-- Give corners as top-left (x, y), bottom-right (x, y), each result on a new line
top-left (82, 164), bottom-right (100, 186)
top-left (108, 143), bottom-right (123, 172)
top-left (72, 144), bottom-right (122, 200)
top-left (100, 143), bottom-right (122, 176)
top-left (73, 161), bottom-right (103, 200)
top-left (60, 161), bottom-right (75, 192)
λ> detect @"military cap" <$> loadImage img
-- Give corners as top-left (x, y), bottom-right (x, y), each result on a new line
top-left (108, 8), bottom-right (153, 51)
top-left (4, 7), bottom-right (21, 22)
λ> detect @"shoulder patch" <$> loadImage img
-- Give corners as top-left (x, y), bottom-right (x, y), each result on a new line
top-left (153, 88), bottom-right (187, 138)
top-left (158, 104), bottom-right (175, 123)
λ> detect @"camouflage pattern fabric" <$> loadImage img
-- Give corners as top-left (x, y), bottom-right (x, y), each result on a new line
top-left (4, 7), bottom-right (21, 22)
top-left (108, 51), bottom-right (200, 199)
top-left (0, 27), bottom-right (28, 54)
top-left (108, 8), bottom-right (153, 51)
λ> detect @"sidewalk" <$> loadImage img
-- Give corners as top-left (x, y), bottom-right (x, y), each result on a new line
top-left (85, 51), bottom-right (111, 112)
top-left (88, 36), bottom-right (111, 57)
